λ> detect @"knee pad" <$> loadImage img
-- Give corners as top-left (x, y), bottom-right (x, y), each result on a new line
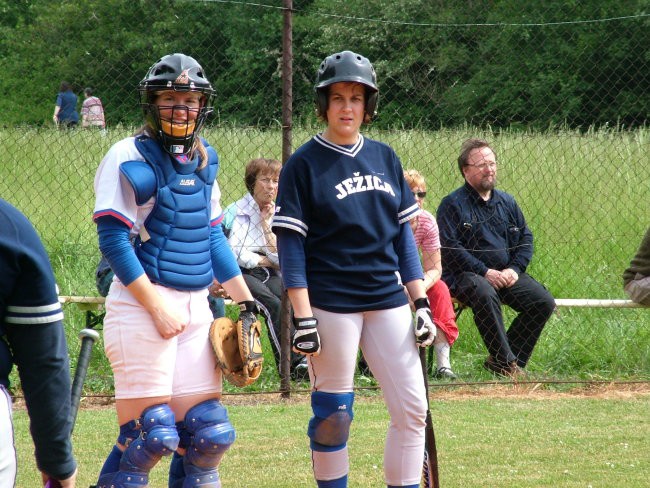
top-left (308, 392), bottom-right (354, 452)
top-left (179, 399), bottom-right (235, 486)
top-left (98, 404), bottom-right (179, 488)
top-left (120, 404), bottom-right (179, 475)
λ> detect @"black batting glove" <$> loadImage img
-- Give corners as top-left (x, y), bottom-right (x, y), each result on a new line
top-left (238, 300), bottom-right (259, 328)
top-left (413, 297), bottom-right (436, 347)
top-left (292, 317), bottom-right (321, 356)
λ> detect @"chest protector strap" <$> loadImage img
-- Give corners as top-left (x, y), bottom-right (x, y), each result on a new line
top-left (129, 135), bottom-right (218, 290)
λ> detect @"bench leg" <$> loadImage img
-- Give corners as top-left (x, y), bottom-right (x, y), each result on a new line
top-left (85, 310), bottom-right (105, 329)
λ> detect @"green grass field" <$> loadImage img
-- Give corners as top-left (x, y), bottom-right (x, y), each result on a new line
top-left (12, 388), bottom-right (650, 487)
top-left (3, 126), bottom-right (649, 487)
top-left (2, 126), bottom-right (648, 394)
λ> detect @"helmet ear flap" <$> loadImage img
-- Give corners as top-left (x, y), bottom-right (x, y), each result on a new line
top-left (366, 90), bottom-right (379, 120)
top-left (316, 89), bottom-right (328, 118)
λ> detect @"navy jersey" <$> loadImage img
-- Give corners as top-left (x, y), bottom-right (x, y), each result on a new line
top-left (272, 134), bottom-right (421, 312)
top-left (0, 198), bottom-right (77, 480)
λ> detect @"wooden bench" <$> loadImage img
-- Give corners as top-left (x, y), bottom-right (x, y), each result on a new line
top-left (452, 297), bottom-right (645, 318)
top-left (59, 295), bottom-right (106, 329)
top-left (60, 295), bottom-right (645, 332)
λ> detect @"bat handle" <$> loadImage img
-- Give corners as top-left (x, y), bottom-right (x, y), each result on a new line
top-left (69, 328), bottom-right (100, 430)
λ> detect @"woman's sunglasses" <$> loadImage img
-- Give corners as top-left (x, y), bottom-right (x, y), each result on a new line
top-left (412, 191), bottom-right (427, 199)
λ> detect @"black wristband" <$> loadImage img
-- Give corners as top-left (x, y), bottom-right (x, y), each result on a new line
top-left (413, 297), bottom-right (430, 310)
top-left (238, 300), bottom-right (257, 314)
top-left (293, 316), bottom-right (317, 329)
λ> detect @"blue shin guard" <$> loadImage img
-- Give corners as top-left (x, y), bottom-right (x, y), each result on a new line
top-left (97, 404), bottom-right (179, 488)
top-left (173, 399), bottom-right (235, 487)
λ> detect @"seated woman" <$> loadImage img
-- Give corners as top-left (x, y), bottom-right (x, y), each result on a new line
top-left (405, 169), bottom-right (460, 379)
top-left (225, 158), bottom-right (308, 380)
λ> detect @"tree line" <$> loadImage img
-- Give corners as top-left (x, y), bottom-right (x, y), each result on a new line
top-left (1, 0), bottom-right (647, 130)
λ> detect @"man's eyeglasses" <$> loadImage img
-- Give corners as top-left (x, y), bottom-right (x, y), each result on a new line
top-left (466, 162), bottom-right (497, 171)
top-left (412, 191), bottom-right (427, 199)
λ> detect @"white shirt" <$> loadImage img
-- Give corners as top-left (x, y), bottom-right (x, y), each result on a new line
top-left (227, 193), bottom-right (279, 269)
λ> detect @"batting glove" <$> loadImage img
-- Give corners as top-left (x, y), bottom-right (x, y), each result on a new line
top-left (292, 317), bottom-right (321, 356)
top-left (413, 297), bottom-right (436, 347)
top-left (238, 300), bottom-right (259, 329)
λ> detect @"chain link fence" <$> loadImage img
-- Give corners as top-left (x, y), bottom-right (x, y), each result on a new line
top-left (2, 1), bottom-right (648, 392)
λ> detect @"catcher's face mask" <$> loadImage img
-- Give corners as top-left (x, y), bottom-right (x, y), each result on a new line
top-left (138, 53), bottom-right (214, 155)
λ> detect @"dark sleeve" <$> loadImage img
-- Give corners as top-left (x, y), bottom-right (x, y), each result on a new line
top-left (6, 322), bottom-right (77, 479)
top-left (272, 155), bottom-right (310, 237)
top-left (506, 198), bottom-right (534, 274)
top-left (1, 205), bottom-right (76, 480)
top-left (437, 196), bottom-right (489, 277)
top-left (276, 228), bottom-right (307, 288)
top-left (396, 222), bottom-right (424, 283)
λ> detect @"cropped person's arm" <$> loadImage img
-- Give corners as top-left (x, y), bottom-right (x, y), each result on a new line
top-left (0, 220), bottom-right (77, 481)
top-left (396, 221), bottom-right (425, 286)
top-left (260, 216), bottom-right (280, 268)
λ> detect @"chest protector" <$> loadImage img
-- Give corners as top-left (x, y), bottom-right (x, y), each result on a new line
top-left (121, 135), bottom-right (218, 290)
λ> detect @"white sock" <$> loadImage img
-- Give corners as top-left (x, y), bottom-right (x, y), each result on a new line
top-left (434, 333), bottom-right (451, 370)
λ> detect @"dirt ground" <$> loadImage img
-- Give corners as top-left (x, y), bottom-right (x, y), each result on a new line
top-left (14, 381), bottom-right (645, 410)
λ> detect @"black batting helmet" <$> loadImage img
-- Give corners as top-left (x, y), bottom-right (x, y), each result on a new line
top-left (314, 51), bottom-right (379, 121)
top-left (138, 53), bottom-right (214, 155)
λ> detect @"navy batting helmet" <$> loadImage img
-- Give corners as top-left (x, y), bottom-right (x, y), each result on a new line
top-left (138, 53), bottom-right (214, 155)
top-left (314, 51), bottom-right (379, 121)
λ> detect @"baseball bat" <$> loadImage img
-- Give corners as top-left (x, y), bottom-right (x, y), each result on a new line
top-left (419, 347), bottom-right (440, 488)
top-left (44, 328), bottom-right (100, 488)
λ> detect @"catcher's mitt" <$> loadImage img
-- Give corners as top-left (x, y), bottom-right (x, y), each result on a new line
top-left (209, 316), bottom-right (264, 387)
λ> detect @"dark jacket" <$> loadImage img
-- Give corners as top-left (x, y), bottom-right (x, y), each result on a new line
top-left (437, 182), bottom-right (534, 291)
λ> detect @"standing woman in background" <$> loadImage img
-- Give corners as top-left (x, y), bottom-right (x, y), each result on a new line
top-left (81, 87), bottom-right (106, 129)
top-left (53, 81), bottom-right (79, 128)
top-left (92, 53), bottom-right (256, 488)
top-left (404, 169), bottom-right (460, 379)
top-left (272, 50), bottom-right (435, 488)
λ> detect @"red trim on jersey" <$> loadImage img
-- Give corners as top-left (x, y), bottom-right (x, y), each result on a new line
top-left (93, 210), bottom-right (134, 228)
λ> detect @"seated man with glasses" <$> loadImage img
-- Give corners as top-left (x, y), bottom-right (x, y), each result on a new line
top-left (436, 138), bottom-right (555, 378)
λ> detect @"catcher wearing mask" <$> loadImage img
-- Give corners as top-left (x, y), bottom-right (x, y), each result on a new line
top-left (92, 53), bottom-right (261, 488)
